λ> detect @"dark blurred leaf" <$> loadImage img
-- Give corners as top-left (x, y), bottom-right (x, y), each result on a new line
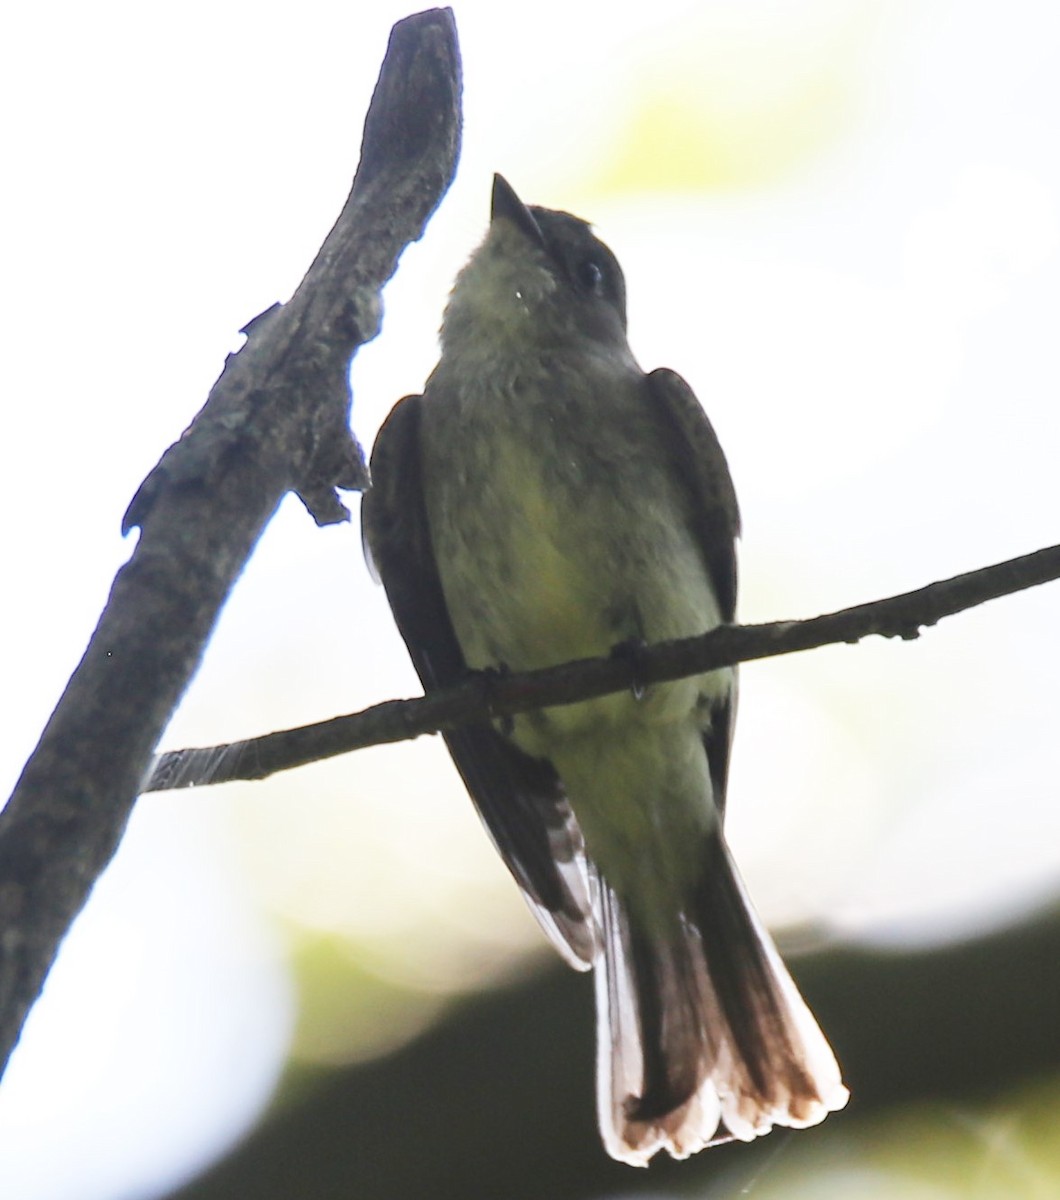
top-left (169, 904), bottom-right (1060, 1200)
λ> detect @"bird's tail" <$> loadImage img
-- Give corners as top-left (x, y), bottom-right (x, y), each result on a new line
top-left (594, 829), bottom-right (848, 1166)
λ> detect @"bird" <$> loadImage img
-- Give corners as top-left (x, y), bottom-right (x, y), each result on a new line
top-left (362, 174), bottom-right (848, 1165)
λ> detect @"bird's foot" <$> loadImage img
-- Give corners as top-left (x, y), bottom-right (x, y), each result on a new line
top-left (472, 663), bottom-right (514, 735)
top-left (610, 637), bottom-right (649, 701)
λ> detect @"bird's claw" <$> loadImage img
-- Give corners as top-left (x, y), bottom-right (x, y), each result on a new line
top-left (610, 638), bottom-right (649, 700)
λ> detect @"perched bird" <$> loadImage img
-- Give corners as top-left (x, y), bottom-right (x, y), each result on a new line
top-left (362, 175), bottom-right (848, 1165)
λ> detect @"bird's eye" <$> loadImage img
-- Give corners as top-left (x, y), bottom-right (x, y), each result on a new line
top-left (577, 258), bottom-right (606, 294)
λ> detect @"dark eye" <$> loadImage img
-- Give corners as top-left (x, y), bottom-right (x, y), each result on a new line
top-left (576, 258), bottom-right (606, 294)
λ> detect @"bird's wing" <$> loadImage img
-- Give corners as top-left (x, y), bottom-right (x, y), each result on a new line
top-left (362, 394), bottom-right (599, 970)
top-left (645, 368), bottom-right (740, 812)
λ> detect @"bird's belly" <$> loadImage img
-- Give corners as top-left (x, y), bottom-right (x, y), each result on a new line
top-left (429, 432), bottom-right (728, 750)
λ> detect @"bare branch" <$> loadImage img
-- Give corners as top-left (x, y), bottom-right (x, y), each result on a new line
top-left (0, 8), bottom-right (462, 1079)
top-left (147, 539), bottom-right (1060, 792)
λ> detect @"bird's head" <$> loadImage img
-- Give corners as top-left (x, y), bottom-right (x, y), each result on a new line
top-left (440, 174), bottom-right (628, 359)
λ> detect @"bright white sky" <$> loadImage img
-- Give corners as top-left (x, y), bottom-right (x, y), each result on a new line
top-left (2, 1), bottom-right (1060, 1197)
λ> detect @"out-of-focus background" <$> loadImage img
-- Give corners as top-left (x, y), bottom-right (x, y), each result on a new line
top-left (3, 1), bottom-right (1059, 1196)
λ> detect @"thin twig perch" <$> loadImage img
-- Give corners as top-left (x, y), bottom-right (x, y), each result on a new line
top-left (146, 540), bottom-right (1060, 791)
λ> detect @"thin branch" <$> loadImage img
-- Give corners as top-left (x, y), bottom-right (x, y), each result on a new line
top-left (147, 539), bottom-right (1060, 792)
top-left (0, 8), bottom-right (462, 1080)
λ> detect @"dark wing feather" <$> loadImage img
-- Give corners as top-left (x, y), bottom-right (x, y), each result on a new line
top-left (362, 395), bottom-right (598, 969)
top-left (645, 368), bottom-right (740, 813)
top-left (645, 368), bottom-right (739, 618)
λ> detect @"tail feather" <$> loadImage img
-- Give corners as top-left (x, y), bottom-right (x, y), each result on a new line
top-left (594, 831), bottom-right (848, 1166)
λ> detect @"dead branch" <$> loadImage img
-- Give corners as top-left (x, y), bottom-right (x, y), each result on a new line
top-left (0, 7), bottom-right (462, 1080)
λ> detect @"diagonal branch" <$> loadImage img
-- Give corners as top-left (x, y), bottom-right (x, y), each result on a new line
top-left (0, 8), bottom-right (462, 1081)
top-left (146, 539), bottom-right (1060, 792)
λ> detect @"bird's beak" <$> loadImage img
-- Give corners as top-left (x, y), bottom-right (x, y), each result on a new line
top-left (491, 174), bottom-right (545, 247)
